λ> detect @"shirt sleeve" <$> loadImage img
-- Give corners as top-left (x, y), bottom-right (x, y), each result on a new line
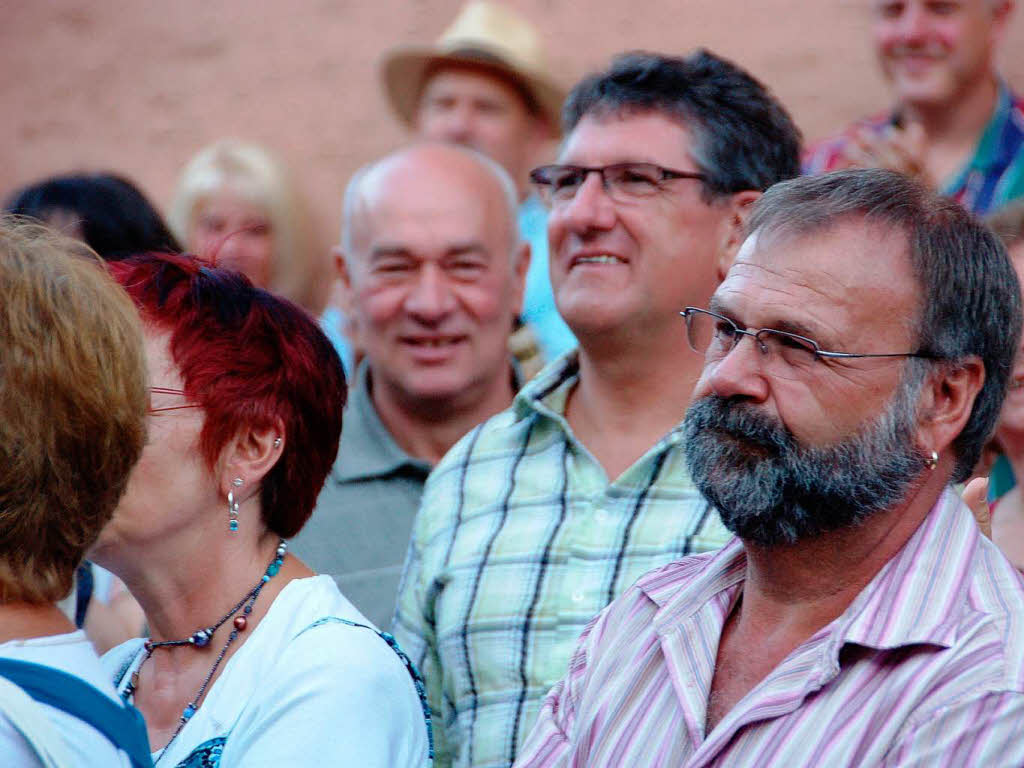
top-left (392, 482), bottom-right (453, 766)
top-left (513, 613), bottom-right (603, 768)
top-left (220, 620), bottom-right (429, 768)
top-left (881, 691), bottom-right (1024, 767)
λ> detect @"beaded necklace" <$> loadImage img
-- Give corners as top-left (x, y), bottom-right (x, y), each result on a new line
top-left (122, 540), bottom-right (287, 763)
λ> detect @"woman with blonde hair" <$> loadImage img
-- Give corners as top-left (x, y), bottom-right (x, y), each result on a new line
top-left (168, 140), bottom-right (320, 311)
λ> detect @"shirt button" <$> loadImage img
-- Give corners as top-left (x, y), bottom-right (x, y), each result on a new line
top-left (572, 589), bottom-right (585, 604)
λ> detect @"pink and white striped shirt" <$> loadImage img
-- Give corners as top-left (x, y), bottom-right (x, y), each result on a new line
top-left (515, 489), bottom-right (1024, 767)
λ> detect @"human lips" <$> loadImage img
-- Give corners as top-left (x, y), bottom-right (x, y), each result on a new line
top-left (398, 334), bottom-right (469, 361)
top-left (401, 335), bottom-right (465, 346)
top-left (568, 251), bottom-right (628, 269)
top-left (886, 43), bottom-right (946, 72)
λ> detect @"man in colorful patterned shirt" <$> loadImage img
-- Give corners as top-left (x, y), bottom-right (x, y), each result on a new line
top-left (517, 169), bottom-right (1024, 767)
top-left (393, 50), bottom-right (802, 767)
top-left (804, 0), bottom-right (1024, 215)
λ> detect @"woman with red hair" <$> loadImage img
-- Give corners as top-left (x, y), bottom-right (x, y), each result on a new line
top-left (95, 253), bottom-right (430, 767)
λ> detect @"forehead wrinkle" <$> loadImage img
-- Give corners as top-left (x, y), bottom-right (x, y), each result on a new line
top-left (715, 261), bottom-right (854, 343)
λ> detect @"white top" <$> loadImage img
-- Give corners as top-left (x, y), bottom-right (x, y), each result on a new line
top-left (104, 575), bottom-right (430, 767)
top-left (0, 631), bottom-right (133, 767)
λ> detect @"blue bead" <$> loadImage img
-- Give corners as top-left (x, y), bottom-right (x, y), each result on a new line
top-left (229, 520), bottom-right (239, 532)
top-left (261, 574), bottom-right (269, 583)
top-left (266, 561), bottom-right (281, 577)
top-left (191, 629), bottom-right (211, 647)
top-left (182, 704), bottom-right (196, 720)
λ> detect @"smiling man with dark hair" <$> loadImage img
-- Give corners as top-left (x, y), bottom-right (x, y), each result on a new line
top-left (393, 49), bottom-right (801, 768)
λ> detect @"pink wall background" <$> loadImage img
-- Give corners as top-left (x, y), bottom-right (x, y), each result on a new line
top-left (4, 0), bottom-right (1024, 283)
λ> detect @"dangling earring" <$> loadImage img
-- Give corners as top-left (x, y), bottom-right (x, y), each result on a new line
top-left (925, 450), bottom-right (939, 470)
top-left (228, 479), bottom-right (242, 532)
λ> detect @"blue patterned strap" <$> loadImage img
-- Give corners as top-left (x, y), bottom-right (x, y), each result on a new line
top-left (298, 617), bottom-right (435, 760)
top-left (0, 658), bottom-right (154, 768)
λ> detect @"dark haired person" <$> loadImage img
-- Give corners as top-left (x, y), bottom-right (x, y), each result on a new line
top-left (95, 253), bottom-right (430, 766)
top-left (0, 217), bottom-right (151, 767)
top-left (5, 173), bottom-right (180, 259)
top-left (517, 169), bottom-right (1024, 767)
top-left (393, 50), bottom-right (802, 767)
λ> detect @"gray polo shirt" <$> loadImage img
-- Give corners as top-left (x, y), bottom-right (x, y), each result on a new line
top-left (289, 361), bottom-right (431, 630)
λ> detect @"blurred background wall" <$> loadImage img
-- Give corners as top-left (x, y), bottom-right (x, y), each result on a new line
top-left (4, 0), bottom-right (1024, 277)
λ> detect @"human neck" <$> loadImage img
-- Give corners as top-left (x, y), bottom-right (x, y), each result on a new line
top-left (371, 367), bottom-right (516, 465)
top-left (110, 528), bottom-right (283, 643)
top-left (0, 602), bottom-right (75, 643)
top-left (567, 325), bottom-right (704, 479)
top-left (737, 474), bottom-right (942, 639)
top-left (901, 75), bottom-right (998, 152)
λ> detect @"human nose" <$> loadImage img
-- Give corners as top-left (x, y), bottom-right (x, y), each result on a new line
top-left (404, 264), bottom-right (457, 322)
top-left (555, 169), bottom-right (616, 233)
top-left (896, 2), bottom-right (930, 42)
top-left (438, 104), bottom-right (475, 143)
top-left (705, 331), bottom-right (770, 403)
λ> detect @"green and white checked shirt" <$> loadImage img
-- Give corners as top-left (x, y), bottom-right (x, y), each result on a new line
top-left (393, 353), bottom-right (731, 768)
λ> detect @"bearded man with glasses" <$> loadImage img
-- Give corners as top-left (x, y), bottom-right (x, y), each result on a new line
top-left (516, 169), bottom-right (1024, 768)
top-left (393, 50), bottom-right (801, 768)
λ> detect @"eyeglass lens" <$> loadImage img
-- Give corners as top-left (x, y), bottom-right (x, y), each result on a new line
top-left (684, 309), bottom-right (819, 378)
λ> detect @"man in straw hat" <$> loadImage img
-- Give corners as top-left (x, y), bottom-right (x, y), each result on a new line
top-left (394, 50), bottom-right (802, 767)
top-left (382, 0), bottom-right (575, 362)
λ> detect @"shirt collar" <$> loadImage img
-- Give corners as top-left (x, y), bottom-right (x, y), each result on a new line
top-left (645, 487), bottom-right (981, 652)
top-left (835, 487), bottom-right (980, 651)
top-left (335, 357), bottom-right (523, 482)
top-left (512, 348), bottom-right (581, 424)
top-left (331, 361), bottom-right (432, 483)
top-left (941, 79), bottom-right (1016, 184)
top-left (512, 348), bottom-right (691, 457)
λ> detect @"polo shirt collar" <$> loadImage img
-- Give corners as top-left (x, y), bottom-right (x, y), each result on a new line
top-left (332, 361), bottom-right (431, 483)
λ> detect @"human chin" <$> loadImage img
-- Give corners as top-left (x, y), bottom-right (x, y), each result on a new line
top-left (683, 394), bottom-right (926, 547)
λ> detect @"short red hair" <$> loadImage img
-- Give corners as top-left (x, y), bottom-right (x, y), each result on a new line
top-left (108, 253), bottom-right (346, 538)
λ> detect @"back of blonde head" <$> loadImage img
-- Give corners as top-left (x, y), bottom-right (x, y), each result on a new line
top-left (0, 216), bottom-right (148, 604)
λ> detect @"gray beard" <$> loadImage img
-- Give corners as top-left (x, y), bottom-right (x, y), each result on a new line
top-left (682, 387), bottom-right (927, 547)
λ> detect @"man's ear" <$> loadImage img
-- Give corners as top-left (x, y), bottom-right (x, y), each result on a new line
top-left (219, 418), bottom-right (286, 502)
top-left (511, 241), bottom-right (531, 317)
top-left (991, 0), bottom-right (1014, 45)
top-left (333, 246), bottom-right (355, 314)
top-left (914, 357), bottom-right (986, 462)
top-left (716, 190), bottom-right (761, 282)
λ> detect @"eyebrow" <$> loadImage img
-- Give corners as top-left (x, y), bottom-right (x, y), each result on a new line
top-left (708, 296), bottom-right (829, 343)
top-left (369, 245), bottom-right (413, 260)
top-left (369, 241), bottom-right (489, 260)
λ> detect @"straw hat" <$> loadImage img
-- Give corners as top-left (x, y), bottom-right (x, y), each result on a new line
top-left (382, 1), bottom-right (566, 133)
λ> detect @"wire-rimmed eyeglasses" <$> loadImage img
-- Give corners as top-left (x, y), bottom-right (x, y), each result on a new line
top-left (149, 386), bottom-right (202, 414)
top-left (680, 307), bottom-right (937, 375)
top-left (529, 162), bottom-right (707, 207)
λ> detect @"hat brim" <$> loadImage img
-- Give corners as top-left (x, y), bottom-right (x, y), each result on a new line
top-left (382, 47), bottom-right (566, 135)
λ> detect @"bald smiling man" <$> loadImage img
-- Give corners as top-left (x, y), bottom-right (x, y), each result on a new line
top-left (290, 144), bottom-right (529, 631)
